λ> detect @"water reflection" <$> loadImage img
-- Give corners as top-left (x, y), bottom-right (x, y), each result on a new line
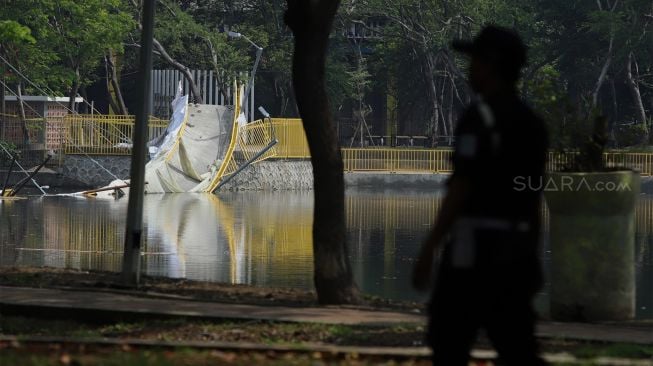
top-left (0, 190), bottom-right (651, 318)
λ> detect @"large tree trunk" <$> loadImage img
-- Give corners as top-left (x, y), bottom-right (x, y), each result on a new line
top-left (285, 0), bottom-right (360, 305)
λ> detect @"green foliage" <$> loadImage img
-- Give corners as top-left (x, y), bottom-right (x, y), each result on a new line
top-left (614, 123), bottom-right (650, 147)
top-left (0, 0), bottom-right (134, 96)
top-left (0, 20), bottom-right (36, 44)
top-left (0, 0), bottom-right (650, 146)
top-left (525, 65), bottom-right (587, 150)
top-left (326, 54), bottom-right (355, 112)
top-left (0, 140), bottom-right (18, 165)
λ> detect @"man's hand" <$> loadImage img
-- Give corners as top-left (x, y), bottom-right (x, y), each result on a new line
top-left (412, 175), bottom-right (469, 292)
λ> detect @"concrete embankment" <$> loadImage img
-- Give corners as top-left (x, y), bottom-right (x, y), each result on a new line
top-left (215, 160), bottom-right (313, 191)
top-left (2, 157), bottom-right (652, 193)
top-left (214, 160), bottom-right (452, 191)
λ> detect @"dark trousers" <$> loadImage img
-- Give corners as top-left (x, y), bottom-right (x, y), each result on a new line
top-left (427, 266), bottom-right (546, 366)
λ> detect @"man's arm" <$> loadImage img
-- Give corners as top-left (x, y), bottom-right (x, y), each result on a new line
top-left (412, 174), bottom-right (472, 291)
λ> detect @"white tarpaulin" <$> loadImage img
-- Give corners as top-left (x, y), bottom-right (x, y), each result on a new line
top-left (144, 94), bottom-right (236, 193)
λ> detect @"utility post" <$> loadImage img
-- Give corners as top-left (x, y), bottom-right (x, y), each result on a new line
top-left (1, 77), bottom-right (5, 141)
top-left (121, 0), bottom-right (155, 286)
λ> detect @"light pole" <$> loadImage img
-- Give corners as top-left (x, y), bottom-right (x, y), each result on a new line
top-left (227, 31), bottom-right (262, 122)
top-left (122, 0), bottom-right (155, 286)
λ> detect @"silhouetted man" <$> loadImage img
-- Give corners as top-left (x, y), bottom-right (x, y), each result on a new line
top-left (413, 25), bottom-right (548, 365)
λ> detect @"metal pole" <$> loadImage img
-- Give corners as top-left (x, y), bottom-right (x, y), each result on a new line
top-left (1, 77), bottom-right (5, 140)
top-left (0, 142), bottom-right (46, 194)
top-left (9, 153), bottom-right (51, 197)
top-left (122, 0), bottom-right (155, 286)
top-left (240, 37), bottom-right (262, 122)
top-left (213, 139), bottom-right (278, 192)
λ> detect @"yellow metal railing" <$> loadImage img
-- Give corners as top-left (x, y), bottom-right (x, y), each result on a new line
top-left (270, 118), bottom-right (310, 158)
top-left (340, 149), bottom-right (652, 175)
top-left (64, 114), bottom-right (168, 155)
top-left (604, 152), bottom-right (653, 176)
top-left (57, 112), bottom-right (652, 176)
top-left (342, 148), bottom-right (455, 173)
top-left (546, 151), bottom-right (653, 176)
top-left (263, 119), bottom-right (653, 176)
top-left (238, 118), bottom-right (277, 163)
top-left (207, 85), bottom-right (245, 192)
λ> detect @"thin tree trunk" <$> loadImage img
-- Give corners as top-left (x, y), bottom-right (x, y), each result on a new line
top-left (1, 77), bottom-right (5, 141)
top-left (129, 0), bottom-right (202, 103)
top-left (349, 118), bottom-right (361, 148)
top-left (107, 50), bottom-right (129, 115)
top-left (439, 74), bottom-right (448, 139)
top-left (204, 37), bottom-right (233, 102)
top-left (610, 77), bottom-right (618, 123)
top-left (592, 36), bottom-right (613, 108)
top-left (216, 77), bottom-right (231, 102)
top-left (68, 67), bottom-right (80, 112)
top-left (80, 87), bottom-right (89, 114)
top-left (650, 96), bottom-right (653, 143)
top-left (273, 76), bottom-right (292, 116)
top-left (609, 77), bottom-right (618, 144)
top-left (625, 52), bottom-right (648, 131)
top-left (426, 54), bottom-right (440, 145)
top-left (152, 38), bottom-right (202, 103)
top-left (285, 0), bottom-right (360, 305)
top-left (443, 51), bottom-right (470, 103)
top-left (17, 82), bottom-right (29, 145)
top-left (447, 73), bottom-right (455, 145)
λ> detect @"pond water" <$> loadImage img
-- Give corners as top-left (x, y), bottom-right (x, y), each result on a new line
top-left (0, 189), bottom-right (651, 319)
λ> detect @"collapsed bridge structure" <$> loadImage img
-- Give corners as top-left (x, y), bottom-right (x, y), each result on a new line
top-left (143, 86), bottom-right (279, 193)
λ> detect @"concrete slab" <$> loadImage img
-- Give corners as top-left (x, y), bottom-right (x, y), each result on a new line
top-left (1, 286), bottom-right (651, 344)
top-left (0, 286), bottom-right (424, 326)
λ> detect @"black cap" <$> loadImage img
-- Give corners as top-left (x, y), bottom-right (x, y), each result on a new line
top-left (452, 25), bottom-right (527, 80)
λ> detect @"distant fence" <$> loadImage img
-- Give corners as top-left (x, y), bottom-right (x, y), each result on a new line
top-left (545, 151), bottom-right (653, 176)
top-left (342, 148), bottom-right (454, 173)
top-left (151, 69), bottom-right (254, 121)
top-left (341, 149), bottom-right (652, 175)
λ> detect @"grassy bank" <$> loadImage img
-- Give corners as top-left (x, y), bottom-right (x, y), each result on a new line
top-left (2, 315), bottom-right (652, 364)
top-left (2, 267), bottom-right (652, 365)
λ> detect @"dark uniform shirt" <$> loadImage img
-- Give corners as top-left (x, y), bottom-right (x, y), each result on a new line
top-left (452, 94), bottom-right (547, 221)
top-left (446, 93), bottom-right (548, 290)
